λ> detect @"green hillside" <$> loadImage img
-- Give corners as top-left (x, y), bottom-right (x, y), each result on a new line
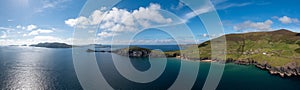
top-left (169, 29), bottom-right (300, 67)
top-left (113, 29), bottom-right (300, 77)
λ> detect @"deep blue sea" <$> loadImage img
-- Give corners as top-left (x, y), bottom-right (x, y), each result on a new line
top-left (0, 46), bottom-right (300, 90)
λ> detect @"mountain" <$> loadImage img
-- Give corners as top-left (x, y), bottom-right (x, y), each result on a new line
top-left (30, 42), bottom-right (72, 48)
top-left (176, 29), bottom-right (300, 77)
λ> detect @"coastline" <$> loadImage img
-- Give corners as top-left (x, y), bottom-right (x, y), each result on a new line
top-left (106, 46), bottom-right (300, 78)
top-left (180, 56), bottom-right (300, 78)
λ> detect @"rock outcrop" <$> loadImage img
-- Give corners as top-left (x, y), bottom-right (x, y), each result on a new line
top-left (227, 59), bottom-right (300, 77)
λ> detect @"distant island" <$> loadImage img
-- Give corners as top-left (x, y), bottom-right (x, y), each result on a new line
top-left (30, 42), bottom-right (72, 48)
top-left (113, 46), bottom-right (167, 58)
top-left (112, 29), bottom-right (300, 77)
top-left (86, 49), bottom-right (111, 53)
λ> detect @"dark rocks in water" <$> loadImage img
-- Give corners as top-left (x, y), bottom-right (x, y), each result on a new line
top-left (21, 44), bottom-right (27, 46)
top-left (86, 49), bottom-right (111, 53)
top-left (30, 42), bottom-right (72, 48)
top-left (86, 49), bottom-right (95, 52)
top-left (91, 44), bottom-right (111, 48)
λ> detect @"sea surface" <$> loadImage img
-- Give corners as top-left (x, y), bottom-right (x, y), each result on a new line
top-left (0, 46), bottom-right (300, 90)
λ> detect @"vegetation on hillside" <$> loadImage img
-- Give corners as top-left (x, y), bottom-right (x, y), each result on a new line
top-left (167, 29), bottom-right (300, 67)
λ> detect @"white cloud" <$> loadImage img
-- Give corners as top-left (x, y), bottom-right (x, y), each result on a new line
top-left (65, 16), bottom-right (89, 28)
top-left (203, 33), bottom-right (208, 37)
top-left (215, 2), bottom-right (252, 10)
top-left (171, 2), bottom-right (185, 10)
top-left (184, 0), bottom-right (252, 20)
top-left (27, 24), bottom-right (38, 31)
top-left (27, 29), bottom-right (54, 36)
top-left (33, 36), bottom-right (60, 41)
top-left (0, 27), bottom-right (14, 31)
top-left (65, 3), bottom-right (173, 37)
top-left (278, 16), bottom-right (299, 24)
top-left (183, 4), bottom-right (214, 20)
top-left (211, 0), bottom-right (228, 5)
top-left (0, 25), bottom-right (71, 45)
top-left (0, 31), bottom-right (7, 38)
top-left (16, 25), bottom-right (22, 29)
top-left (97, 32), bottom-right (117, 38)
top-left (233, 20), bottom-right (273, 31)
top-left (35, 0), bottom-right (70, 13)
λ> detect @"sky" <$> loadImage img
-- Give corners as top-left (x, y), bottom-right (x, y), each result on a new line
top-left (0, 0), bottom-right (299, 45)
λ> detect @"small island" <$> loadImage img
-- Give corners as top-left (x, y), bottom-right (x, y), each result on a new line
top-left (30, 42), bottom-right (72, 48)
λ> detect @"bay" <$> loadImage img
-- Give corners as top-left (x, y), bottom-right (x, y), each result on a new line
top-left (0, 46), bottom-right (299, 90)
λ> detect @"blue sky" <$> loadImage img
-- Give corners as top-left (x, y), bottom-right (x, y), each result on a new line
top-left (0, 0), bottom-right (299, 45)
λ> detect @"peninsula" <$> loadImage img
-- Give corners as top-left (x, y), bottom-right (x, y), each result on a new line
top-left (113, 29), bottom-right (300, 77)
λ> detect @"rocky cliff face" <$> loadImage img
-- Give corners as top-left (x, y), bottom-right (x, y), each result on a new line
top-left (226, 59), bottom-right (300, 77)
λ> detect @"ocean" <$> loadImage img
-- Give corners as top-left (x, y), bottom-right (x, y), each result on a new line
top-left (0, 46), bottom-right (300, 90)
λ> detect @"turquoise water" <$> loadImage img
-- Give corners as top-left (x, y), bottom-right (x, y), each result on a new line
top-left (218, 63), bottom-right (300, 90)
top-left (0, 46), bottom-right (300, 89)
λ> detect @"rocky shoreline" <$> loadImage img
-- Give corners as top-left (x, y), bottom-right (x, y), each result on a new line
top-left (224, 59), bottom-right (300, 77)
top-left (100, 46), bottom-right (300, 78)
top-left (183, 56), bottom-right (300, 78)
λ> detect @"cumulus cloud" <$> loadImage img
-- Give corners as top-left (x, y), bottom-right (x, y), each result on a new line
top-left (233, 20), bottom-right (273, 31)
top-left (0, 25), bottom-right (70, 45)
top-left (33, 36), bottom-right (60, 41)
top-left (65, 16), bottom-right (89, 28)
top-left (0, 31), bottom-right (7, 38)
top-left (0, 27), bottom-right (15, 31)
top-left (97, 32), bottom-right (116, 38)
top-left (278, 16), bottom-right (299, 24)
top-left (27, 29), bottom-right (54, 36)
top-left (65, 3), bottom-right (172, 38)
top-left (16, 25), bottom-right (22, 29)
top-left (27, 24), bottom-right (38, 31)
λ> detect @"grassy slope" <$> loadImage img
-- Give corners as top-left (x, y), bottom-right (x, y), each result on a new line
top-left (167, 29), bottom-right (300, 67)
